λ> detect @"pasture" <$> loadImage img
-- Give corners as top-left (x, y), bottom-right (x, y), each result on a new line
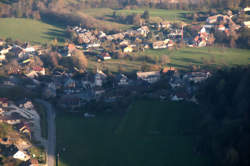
top-left (82, 8), bottom-right (191, 22)
top-left (87, 47), bottom-right (250, 73)
top-left (0, 18), bottom-right (66, 44)
top-left (140, 47), bottom-right (250, 70)
top-left (56, 100), bottom-right (210, 166)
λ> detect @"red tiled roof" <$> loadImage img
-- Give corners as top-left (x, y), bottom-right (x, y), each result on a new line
top-left (32, 66), bottom-right (43, 72)
top-left (68, 44), bottom-right (76, 51)
top-left (218, 24), bottom-right (225, 28)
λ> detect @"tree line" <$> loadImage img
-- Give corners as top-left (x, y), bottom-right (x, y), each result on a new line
top-left (0, 0), bottom-right (250, 19)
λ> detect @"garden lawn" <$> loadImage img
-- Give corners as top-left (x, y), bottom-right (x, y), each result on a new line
top-left (56, 100), bottom-right (210, 166)
top-left (0, 18), bottom-right (66, 44)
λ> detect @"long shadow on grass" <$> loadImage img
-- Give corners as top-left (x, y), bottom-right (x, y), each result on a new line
top-left (180, 50), bottom-right (212, 57)
top-left (40, 15), bottom-right (67, 29)
top-left (42, 28), bottom-right (66, 43)
top-left (171, 57), bottom-right (202, 65)
top-left (169, 63), bottom-right (190, 70)
top-left (178, 12), bottom-right (193, 22)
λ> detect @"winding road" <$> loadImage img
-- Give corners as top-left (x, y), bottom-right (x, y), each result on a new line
top-left (35, 99), bottom-right (56, 166)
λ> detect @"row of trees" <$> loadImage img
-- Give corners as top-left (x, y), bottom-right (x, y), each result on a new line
top-left (1, 0), bottom-right (249, 19)
top-left (214, 27), bottom-right (250, 49)
top-left (41, 49), bottom-right (88, 73)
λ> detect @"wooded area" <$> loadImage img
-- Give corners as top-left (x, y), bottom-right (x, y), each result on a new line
top-left (197, 67), bottom-right (250, 166)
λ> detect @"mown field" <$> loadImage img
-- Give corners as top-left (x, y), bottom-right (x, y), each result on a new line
top-left (87, 47), bottom-right (250, 73)
top-left (116, 8), bottom-right (192, 21)
top-left (81, 8), bottom-right (191, 25)
top-left (141, 47), bottom-right (250, 69)
top-left (0, 18), bottom-right (66, 44)
top-left (83, 8), bottom-right (191, 20)
top-left (56, 100), bottom-right (210, 166)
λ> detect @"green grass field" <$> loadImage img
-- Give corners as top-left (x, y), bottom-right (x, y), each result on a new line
top-left (82, 8), bottom-right (191, 21)
top-left (0, 18), bottom-right (66, 44)
top-left (87, 47), bottom-right (250, 73)
top-left (116, 8), bottom-right (192, 21)
top-left (80, 8), bottom-right (191, 30)
top-left (56, 100), bottom-right (210, 166)
top-left (140, 47), bottom-right (250, 70)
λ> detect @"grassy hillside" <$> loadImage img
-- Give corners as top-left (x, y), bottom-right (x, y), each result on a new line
top-left (56, 100), bottom-right (210, 166)
top-left (116, 8), bottom-right (192, 21)
top-left (83, 8), bottom-right (191, 21)
top-left (81, 8), bottom-right (191, 28)
top-left (0, 18), bottom-right (66, 44)
top-left (87, 47), bottom-right (250, 73)
top-left (140, 47), bottom-right (250, 70)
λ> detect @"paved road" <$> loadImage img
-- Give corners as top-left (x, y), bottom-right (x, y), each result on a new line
top-left (36, 99), bottom-right (56, 166)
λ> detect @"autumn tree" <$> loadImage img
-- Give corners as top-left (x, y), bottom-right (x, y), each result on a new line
top-left (71, 49), bottom-right (88, 72)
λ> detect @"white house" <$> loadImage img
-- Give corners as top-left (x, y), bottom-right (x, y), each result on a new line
top-left (13, 151), bottom-right (30, 161)
top-left (244, 21), bottom-right (250, 28)
top-left (0, 54), bottom-right (6, 61)
top-left (116, 74), bottom-right (129, 86)
top-left (95, 69), bottom-right (107, 87)
top-left (137, 71), bottom-right (161, 84)
top-left (171, 95), bottom-right (183, 101)
top-left (23, 47), bottom-right (35, 53)
top-left (243, 7), bottom-right (250, 12)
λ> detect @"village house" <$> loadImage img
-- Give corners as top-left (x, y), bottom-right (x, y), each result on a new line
top-left (0, 39), bottom-right (4, 46)
top-left (64, 78), bottom-right (76, 89)
top-left (0, 116), bottom-right (21, 125)
top-left (86, 42), bottom-right (101, 49)
top-left (23, 101), bottom-right (34, 109)
top-left (0, 45), bottom-right (12, 56)
top-left (0, 108), bottom-right (4, 115)
top-left (162, 66), bottom-right (176, 74)
top-left (244, 21), bottom-right (250, 28)
top-left (171, 92), bottom-right (188, 101)
top-left (0, 54), bottom-right (5, 62)
top-left (95, 69), bottom-right (107, 87)
top-left (157, 21), bottom-right (171, 29)
top-left (13, 150), bottom-right (30, 161)
top-left (14, 122), bottom-right (31, 139)
top-left (25, 66), bottom-right (45, 78)
top-left (115, 74), bottom-right (129, 86)
top-left (58, 95), bottom-right (81, 108)
top-left (137, 71), bottom-right (161, 84)
top-left (119, 40), bottom-right (130, 46)
top-left (217, 24), bottom-right (226, 31)
top-left (98, 31), bottom-right (106, 39)
top-left (43, 82), bottom-right (57, 98)
top-left (200, 25), bottom-right (214, 34)
top-left (183, 72), bottom-right (211, 83)
top-left (123, 46), bottom-right (133, 53)
top-left (97, 52), bottom-right (111, 60)
top-left (206, 15), bottom-right (218, 24)
top-left (22, 44), bottom-right (35, 53)
top-left (168, 29), bottom-right (182, 38)
top-left (0, 98), bottom-right (8, 107)
top-left (107, 33), bottom-right (124, 41)
top-left (243, 6), bottom-right (250, 12)
top-left (137, 26), bottom-right (150, 37)
top-left (66, 43), bottom-right (76, 56)
top-left (152, 39), bottom-right (173, 49)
